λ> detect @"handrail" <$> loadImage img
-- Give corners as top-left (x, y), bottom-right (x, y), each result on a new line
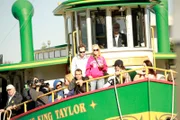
top-left (13, 66), bottom-right (176, 115)
top-left (72, 31), bottom-right (77, 57)
top-left (3, 109), bottom-right (12, 120)
top-left (151, 27), bottom-right (156, 68)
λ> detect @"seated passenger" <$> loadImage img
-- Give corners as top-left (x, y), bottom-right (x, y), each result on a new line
top-left (113, 23), bottom-right (127, 47)
top-left (69, 69), bottom-right (90, 95)
top-left (49, 79), bottom-right (64, 103)
top-left (104, 60), bottom-right (131, 88)
top-left (0, 84), bottom-right (23, 117)
top-left (64, 73), bottom-right (75, 97)
top-left (134, 60), bottom-right (157, 81)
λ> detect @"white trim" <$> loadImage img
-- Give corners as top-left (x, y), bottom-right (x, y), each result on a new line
top-left (106, 8), bottom-right (113, 49)
top-left (126, 7), bottom-right (134, 48)
top-left (86, 9), bottom-right (92, 52)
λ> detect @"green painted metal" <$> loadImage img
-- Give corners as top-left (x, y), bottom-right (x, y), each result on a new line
top-left (155, 53), bottom-right (176, 59)
top-left (0, 57), bottom-right (68, 72)
top-left (153, 0), bottom-right (171, 53)
top-left (13, 81), bottom-right (176, 120)
top-left (12, 0), bottom-right (34, 62)
top-left (54, 0), bottom-right (159, 15)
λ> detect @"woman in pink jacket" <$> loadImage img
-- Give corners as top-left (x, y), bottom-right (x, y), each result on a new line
top-left (86, 44), bottom-right (108, 91)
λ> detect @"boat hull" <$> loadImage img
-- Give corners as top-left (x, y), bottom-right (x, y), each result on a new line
top-left (12, 79), bottom-right (176, 120)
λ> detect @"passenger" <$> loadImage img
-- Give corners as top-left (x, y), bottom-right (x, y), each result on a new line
top-left (28, 77), bottom-right (48, 107)
top-left (22, 80), bottom-right (36, 111)
top-left (64, 73), bottom-right (75, 97)
top-left (134, 60), bottom-right (157, 81)
top-left (113, 22), bottom-right (127, 47)
top-left (86, 44), bottom-right (108, 91)
top-left (0, 84), bottom-right (23, 117)
top-left (71, 44), bottom-right (88, 77)
top-left (103, 59), bottom-right (131, 88)
top-left (69, 69), bottom-right (90, 95)
top-left (48, 79), bottom-right (64, 103)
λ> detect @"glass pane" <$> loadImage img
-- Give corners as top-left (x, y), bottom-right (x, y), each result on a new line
top-left (49, 51), bottom-right (54, 58)
top-left (35, 54), bottom-right (39, 60)
top-left (44, 52), bottom-right (49, 59)
top-left (55, 50), bottom-right (60, 58)
top-left (39, 53), bottom-right (43, 60)
top-left (131, 8), bottom-right (146, 47)
top-left (112, 10), bottom-right (127, 47)
top-left (91, 10), bottom-right (107, 49)
top-left (78, 11), bottom-right (88, 49)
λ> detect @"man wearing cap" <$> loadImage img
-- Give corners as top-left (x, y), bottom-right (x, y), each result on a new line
top-left (103, 59), bottom-right (131, 87)
top-left (0, 84), bottom-right (23, 117)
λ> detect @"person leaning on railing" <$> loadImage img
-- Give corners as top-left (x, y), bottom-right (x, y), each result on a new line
top-left (103, 59), bottom-right (131, 88)
top-left (48, 79), bottom-right (64, 103)
top-left (0, 84), bottom-right (23, 117)
top-left (133, 60), bottom-right (157, 81)
top-left (28, 77), bottom-right (48, 107)
top-left (64, 73), bottom-right (75, 97)
top-left (69, 69), bottom-right (90, 95)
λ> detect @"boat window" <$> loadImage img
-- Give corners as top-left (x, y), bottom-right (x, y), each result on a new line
top-left (112, 9), bottom-right (127, 47)
top-left (49, 51), bottom-right (54, 58)
top-left (77, 11), bottom-right (88, 49)
top-left (131, 8), bottom-right (146, 47)
top-left (91, 10), bottom-right (107, 49)
top-left (55, 50), bottom-right (60, 58)
top-left (43, 52), bottom-right (49, 59)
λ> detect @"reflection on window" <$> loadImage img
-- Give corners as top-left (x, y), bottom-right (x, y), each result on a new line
top-left (35, 54), bottom-right (39, 60)
top-left (61, 49), bottom-right (66, 57)
top-left (55, 50), bottom-right (60, 58)
top-left (78, 11), bottom-right (88, 49)
top-left (91, 10), bottom-right (107, 49)
top-left (132, 8), bottom-right (146, 47)
top-left (39, 53), bottom-right (43, 60)
top-left (49, 51), bottom-right (54, 58)
top-left (44, 52), bottom-right (48, 59)
top-left (112, 10), bottom-right (127, 47)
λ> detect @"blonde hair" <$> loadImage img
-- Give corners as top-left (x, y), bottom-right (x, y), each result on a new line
top-left (65, 73), bottom-right (73, 82)
top-left (92, 44), bottom-right (101, 56)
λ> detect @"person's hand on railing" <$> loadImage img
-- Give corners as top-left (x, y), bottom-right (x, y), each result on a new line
top-left (88, 76), bottom-right (93, 79)
top-left (57, 95), bottom-right (62, 100)
top-left (76, 80), bottom-right (84, 86)
top-left (0, 109), bottom-right (5, 112)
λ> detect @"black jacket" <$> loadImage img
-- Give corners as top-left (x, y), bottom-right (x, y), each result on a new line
top-left (68, 77), bottom-right (90, 95)
top-left (5, 92), bottom-right (23, 117)
top-left (113, 33), bottom-right (127, 47)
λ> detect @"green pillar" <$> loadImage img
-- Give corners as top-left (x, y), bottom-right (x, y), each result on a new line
top-left (153, 0), bottom-right (170, 53)
top-left (12, 0), bottom-right (34, 62)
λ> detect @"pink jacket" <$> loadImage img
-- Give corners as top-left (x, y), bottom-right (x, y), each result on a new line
top-left (86, 55), bottom-right (107, 78)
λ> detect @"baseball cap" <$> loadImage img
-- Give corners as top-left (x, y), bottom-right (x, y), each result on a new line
top-left (113, 59), bottom-right (123, 67)
top-left (6, 84), bottom-right (15, 90)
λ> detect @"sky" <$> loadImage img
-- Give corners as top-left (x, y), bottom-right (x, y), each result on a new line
top-left (0, 0), bottom-right (66, 63)
top-left (0, 0), bottom-right (173, 63)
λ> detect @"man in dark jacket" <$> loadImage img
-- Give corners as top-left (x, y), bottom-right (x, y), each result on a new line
top-left (0, 84), bottom-right (23, 117)
top-left (113, 23), bottom-right (127, 47)
top-left (69, 69), bottom-right (90, 95)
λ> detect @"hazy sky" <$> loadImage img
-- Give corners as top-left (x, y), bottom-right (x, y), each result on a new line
top-left (0, 0), bottom-right (173, 63)
top-left (0, 0), bottom-right (66, 63)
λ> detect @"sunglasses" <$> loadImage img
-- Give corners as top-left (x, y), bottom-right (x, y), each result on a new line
top-left (93, 49), bottom-right (99, 51)
top-left (56, 84), bottom-right (62, 88)
top-left (79, 51), bottom-right (85, 53)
